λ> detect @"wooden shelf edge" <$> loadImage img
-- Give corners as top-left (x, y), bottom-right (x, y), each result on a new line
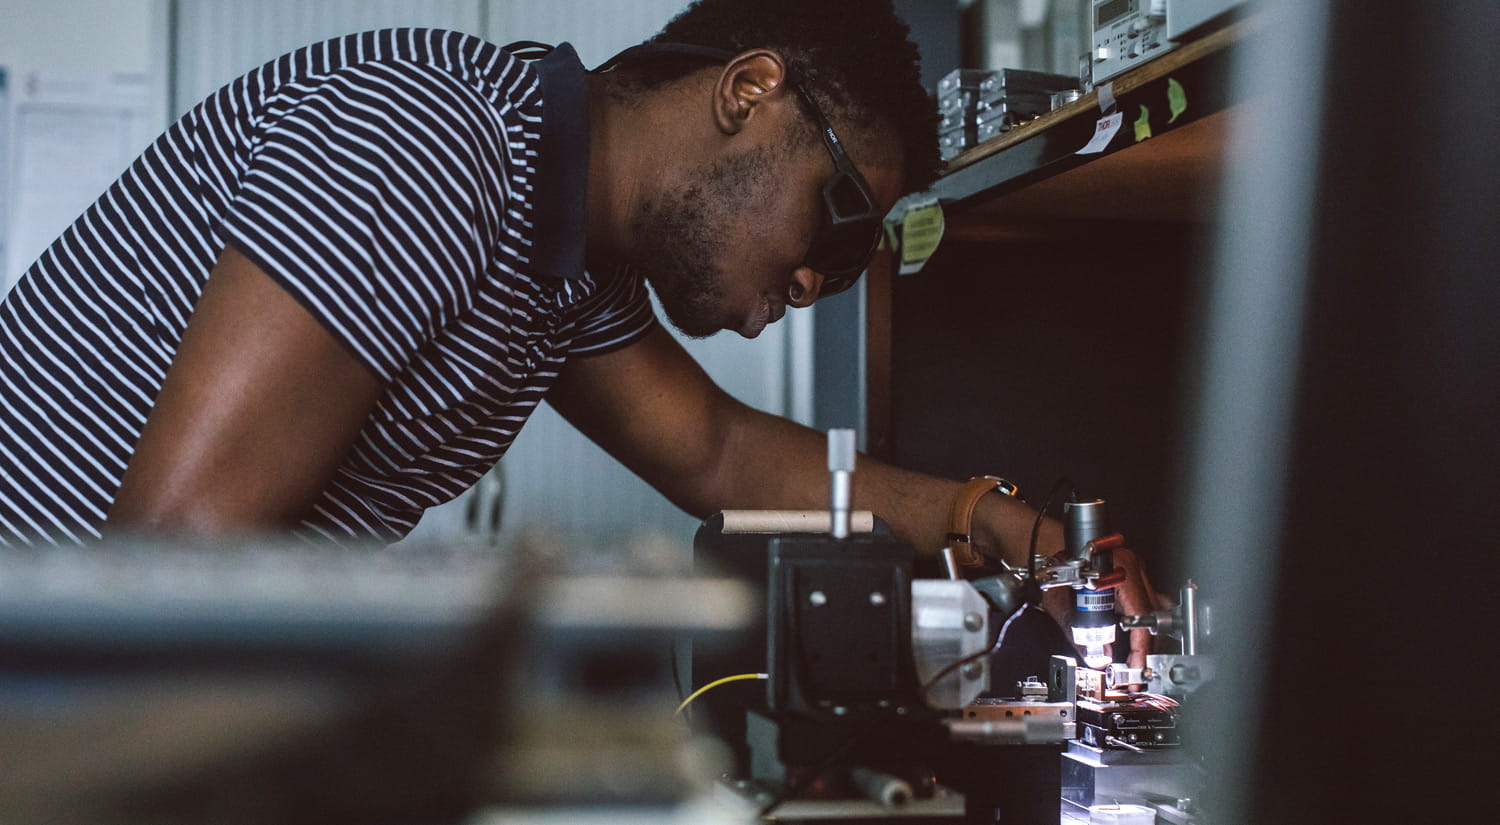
top-left (939, 16), bottom-right (1259, 176)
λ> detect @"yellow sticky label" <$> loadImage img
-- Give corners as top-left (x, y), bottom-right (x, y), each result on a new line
top-left (899, 202), bottom-right (945, 275)
top-left (1167, 78), bottom-right (1187, 123)
top-left (1134, 105), bottom-right (1152, 142)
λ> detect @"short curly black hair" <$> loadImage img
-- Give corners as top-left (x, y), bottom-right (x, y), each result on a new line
top-left (608, 0), bottom-right (940, 195)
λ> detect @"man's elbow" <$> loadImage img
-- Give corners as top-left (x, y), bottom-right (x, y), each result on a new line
top-left (105, 489), bottom-right (301, 539)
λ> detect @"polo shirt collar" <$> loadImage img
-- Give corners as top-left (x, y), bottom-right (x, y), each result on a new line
top-left (532, 42), bottom-right (589, 281)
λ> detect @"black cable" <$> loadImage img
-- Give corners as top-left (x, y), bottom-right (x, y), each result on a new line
top-left (918, 477), bottom-right (1076, 701)
top-left (1027, 477), bottom-right (1076, 594)
top-left (669, 643), bottom-right (687, 707)
top-left (920, 603), bottom-right (1032, 698)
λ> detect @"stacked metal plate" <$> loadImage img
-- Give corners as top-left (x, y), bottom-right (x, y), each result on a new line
top-left (937, 67), bottom-right (1080, 160)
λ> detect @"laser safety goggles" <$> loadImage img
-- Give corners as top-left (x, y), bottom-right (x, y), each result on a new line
top-left (595, 43), bottom-right (886, 296)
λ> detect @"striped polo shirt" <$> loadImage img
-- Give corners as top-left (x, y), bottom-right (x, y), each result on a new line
top-left (0, 29), bottom-right (657, 545)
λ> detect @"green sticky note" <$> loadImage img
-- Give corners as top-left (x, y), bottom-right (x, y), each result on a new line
top-left (882, 220), bottom-right (900, 253)
top-left (898, 202), bottom-right (945, 275)
top-left (1134, 105), bottom-right (1152, 142)
top-left (1167, 78), bottom-right (1187, 123)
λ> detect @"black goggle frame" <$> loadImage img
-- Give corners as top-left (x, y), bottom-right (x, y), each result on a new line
top-left (594, 42), bottom-right (885, 297)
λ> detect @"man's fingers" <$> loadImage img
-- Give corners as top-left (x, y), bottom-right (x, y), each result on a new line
top-left (1129, 626), bottom-right (1152, 664)
top-left (1110, 547), bottom-right (1156, 621)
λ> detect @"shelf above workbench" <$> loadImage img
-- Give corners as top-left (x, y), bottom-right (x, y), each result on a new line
top-left (930, 19), bottom-right (1257, 230)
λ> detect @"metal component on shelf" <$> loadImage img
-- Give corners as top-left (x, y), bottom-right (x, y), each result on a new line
top-left (936, 67), bottom-right (1079, 159)
top-left (1092, 0), bottom-right (1178, 83)
top-left (936, 69), bottom-right (1000, 99)
top-left (1052, 89), bottom-right (1083, 110)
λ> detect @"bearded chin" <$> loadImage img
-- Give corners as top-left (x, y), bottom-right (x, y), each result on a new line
top-left (629, 146), bottom-right (777, 338)
top-left (652, 279), bottom-right (723, 339)
top-left (632, 198), bottom-right (727, 339)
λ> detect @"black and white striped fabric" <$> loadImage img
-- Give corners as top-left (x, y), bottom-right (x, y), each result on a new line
top-left (0, 29), bottom-right (657, 545)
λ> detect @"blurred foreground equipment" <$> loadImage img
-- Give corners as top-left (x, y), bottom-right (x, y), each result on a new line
top-left (0, 534), bottom-right (751, 825)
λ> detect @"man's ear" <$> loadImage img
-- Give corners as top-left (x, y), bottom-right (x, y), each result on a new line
top-left (713, 50), bottom-right (789, 136)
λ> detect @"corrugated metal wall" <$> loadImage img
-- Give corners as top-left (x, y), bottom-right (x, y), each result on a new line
top-left (486, 0), bottom-right (689, 66)
top-left (172, 1), bottom-right (697, 115)
top-left (172, 0), bottom-right (485, 115)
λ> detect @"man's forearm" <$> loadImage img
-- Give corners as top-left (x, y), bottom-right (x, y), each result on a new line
top-left (547, 329), bottom-right (1064, 565)
top-left (680, 401), bottom-right (1160, 667)
top-left (707, 405), bottom-right (1064, 566)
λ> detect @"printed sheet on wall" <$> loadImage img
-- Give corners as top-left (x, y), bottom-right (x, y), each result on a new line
top-left (1, 70), bottom-right (155, 295)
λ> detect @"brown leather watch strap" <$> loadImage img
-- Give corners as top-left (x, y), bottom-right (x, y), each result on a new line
top-left (945, 475), bottom-right (1020, 569)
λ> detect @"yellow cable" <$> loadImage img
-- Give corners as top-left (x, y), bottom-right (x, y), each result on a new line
top-left (675, 672), bottom-right (768, 715)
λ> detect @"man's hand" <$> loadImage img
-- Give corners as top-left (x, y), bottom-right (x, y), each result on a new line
top-left (1111, 546), bottom-right (1174, 672)
top-left (1042, 546), bottom-right (1173, 682)
top-left (973, 492), bottom-right (1169, 677)
top-left (552, 325), bottom-right (1175, 680)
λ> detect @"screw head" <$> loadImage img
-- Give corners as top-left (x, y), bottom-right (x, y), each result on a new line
top-left (961, 661), bottom-right (985, 680)
top-left (963, 612), bottom-right (984, 632)
top-left (809, 590), bottom-right (828, 606)
top-left (870, 591), bottom-right (887, 606)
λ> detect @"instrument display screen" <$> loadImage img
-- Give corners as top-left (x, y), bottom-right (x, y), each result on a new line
top-left (1096, 0), bottom-right (1134, 26)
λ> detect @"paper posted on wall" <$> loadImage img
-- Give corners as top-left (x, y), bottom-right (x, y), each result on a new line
top-left (0, 67), bottom-right (9, 282)
top-left (1, 70), bottom-right (158, 296)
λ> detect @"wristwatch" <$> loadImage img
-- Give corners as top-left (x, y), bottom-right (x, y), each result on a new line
top-left (944, 475), bottom-right (1021, 570)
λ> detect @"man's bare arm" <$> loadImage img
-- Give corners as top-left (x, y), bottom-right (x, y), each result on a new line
top-left (107, 247), bottom-right (383, 533)
top-left (547, 325), bottom-right (1060, 566)
top-left (551, 326), bottom-right (1170, 666)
